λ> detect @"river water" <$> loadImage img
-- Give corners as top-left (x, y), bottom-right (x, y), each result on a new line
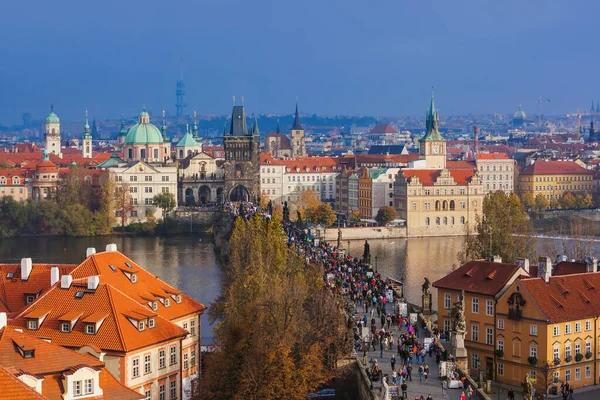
top-left (0, 234), bottom-right (588, 341)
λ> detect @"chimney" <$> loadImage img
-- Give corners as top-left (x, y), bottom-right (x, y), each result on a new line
top-left (87, 276), bottom-right (100, 291)
top-left (585, 256), bottom-right (598, 273)
top-left (50, 267), bottom-right (60, 286)
top-left (105, 243), bottom-right (117, 252)
top-left (516, 258), bottom-right (530, 275)
top-left (0, 312), bottom-right (6, 330)
top-left (492, 255), bottom-right (502, 263)
top-left (60, 275), bottom-right (73, 289)
top-left (20, 258), bottom-right (32, 281)
top-left (86, 247), bottom-right (96, 258)
top-left (538, 257), bottom-right (553, 283)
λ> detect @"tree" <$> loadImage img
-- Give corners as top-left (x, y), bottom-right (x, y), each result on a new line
top-left (152, 192), bottom-right (176, 218)
top-left (375, 206), bottom-right (397, 226)
top-left (349, 209), bottom-right (361, 226)
top-left (93, 177), bottom-right (116, 234)
top-left (521, 191), bottom-right (535, 210)
top-left (575, 192), bottom-right (593, 209)
top-left (534, 194), bottom-right (550, 211)
top-left (55, 168), bottom-right (92, 209)
top-left (459, 191), bottom-right (536, 264)
top-left (114, 182), bottom-right (134, 227)
top-left (297, 189), bottom-right (322, 222)
top-left (559, 192), bottom-right (576, 209)
top-left (307, 203), bottom-right (337, 227)
top-left (196, 216), bottom-right (348, 400)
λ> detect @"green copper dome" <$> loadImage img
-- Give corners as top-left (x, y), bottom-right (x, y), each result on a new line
top-left (124, 110), bottom-right (164, 145)
top-left (46, 112), bottom-right (60, 124)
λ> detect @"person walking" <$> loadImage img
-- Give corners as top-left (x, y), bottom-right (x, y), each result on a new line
top-left (391, 354), bottom-right (396, 371)
top-left (507, 388), bottom-right (515, 400)
top-left (380, 339), bottom-right (384, 359)
top-left (418, 364), bottom-right (424, 382)
top-left (407, 364), bottom-right (413, 382)
top-left (460, 391), bottom-right (467, 400)
top-left (424, 364), bottom-right (429, 382)
top-left (401, 382), bottom-right (408, 399)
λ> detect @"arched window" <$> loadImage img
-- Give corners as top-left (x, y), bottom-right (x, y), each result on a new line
top-left (443, 217), bottom-right (448, 225)
top-left (153, 149), bottom-right (159, 159)
top-left (179, 150), bottom-right (184, 158)
top-left (425, 217), bottom-right (430, 226)
top-left (86, 146), bottom-right (90, 154)
top-left (436, 217), bottom-right (440, 225)
top-left (128, 149), bottom-right (133, 159)
top-left (460, 216), bottom-right (465, 224)
top-left (451, 217), bottom-right (455, 225)
top-left (443, 200), bottom-right (448, 210)
top-left (435, 200), bottom-right (440, 211)
top-left (450, 200), bottom-right (455, 210)
top-left (140, 149), bottom-right (146, 159)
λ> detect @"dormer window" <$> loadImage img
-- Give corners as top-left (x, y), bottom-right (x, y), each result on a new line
top-left (176, 295), bottom-right (182, 304)
top-left (6, 272), bottom-right (13, 279)
top-left (86, 324), bottom-right (95, 334)
top-left (153, 301), bottom-right (158, 311)
top-left (26, 295), bottom-right (34, 304)
top-left (27, 320), bottom-right (38, 330)
top-left (61, 322), bottom-right (71, 332)
top-left (165, 298), bottom-right (170, 307)
top-left (139, 321), bottom-right (145, 331)
top-left (149, 318), bottom-right (155, 328)
top-left (131, 273), bottom-right (137, 283)
top-left (23, 350), bottom-right (34, 358)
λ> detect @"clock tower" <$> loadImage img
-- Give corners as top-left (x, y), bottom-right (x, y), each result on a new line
top-left (44, 105), bottom-right (62, 158)
top-left (419, 93), bottom-right (446, 169)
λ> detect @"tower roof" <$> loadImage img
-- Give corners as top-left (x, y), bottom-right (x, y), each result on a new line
top-left (252, 117), bottom-right (260, 135)
top-left (83, 110), bottom-right (92, 140)
top-left (229, 105), bottom-right (248, 136)
top-left (176, 132), bottom-right (200, 148)
top-left (292, 100), bottom-right (303, 130)
top-left (124, 110), bottom-right (163, 145)
top-left (419, 92), bottom-right (444, 142)
top-left (46, 105), bottom-right (60, 124)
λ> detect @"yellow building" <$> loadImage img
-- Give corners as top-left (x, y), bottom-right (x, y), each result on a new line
top-left (496, 257), bottom-right (600, 394)
top-left (0, 169), bottom-right (28, 202)
top-left (433, 258), bottom-right (526, 379)
top-left (519, 160), bottom-right (593, 201)
top-left (394, 94), bottom-right (484, 237)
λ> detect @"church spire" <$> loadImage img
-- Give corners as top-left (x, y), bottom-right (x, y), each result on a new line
top-left (276, 119), bottom-right (281, 134)
top-left (420, 92), bottom-right (444, 142)
top-left (252, 116), bottom-right (260, 135)
top-left (161, 110), bottom-right (168, 142)
top-left (83, 109), bottom-right (92, 139)
top-left (192, 111), bottom-right (199, 139)
top-left (292, 98), bottom-right (303, 130)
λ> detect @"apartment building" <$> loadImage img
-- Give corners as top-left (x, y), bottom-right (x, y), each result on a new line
top-left (519, 160), bottom-right (593, 201)
top-left (475, 153), bottom-right (515, 195)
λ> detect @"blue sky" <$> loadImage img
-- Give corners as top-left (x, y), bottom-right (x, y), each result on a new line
top-left (0, 0), bottom-right (598, 124)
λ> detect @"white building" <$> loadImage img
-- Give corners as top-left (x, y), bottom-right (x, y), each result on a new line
top-left (370, 167), bottom-right (400, 216)
top-left (475, 153), bottom-right (515, 194)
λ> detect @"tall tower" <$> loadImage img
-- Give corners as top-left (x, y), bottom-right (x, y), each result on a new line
top-left (418, 93), bottom-right (446, 169)
top-left (82, 110), bottom-right (93, 159)
top-left (45, 105), bottom-right (62, 158)
top-left (175, 58), bottom-right (187, 118)
top-left (161, 110), bottom-right (171, 161)
top-left (290, 100), bottom-right (306, 157)
top-left (222, 102), bottom-right (260, 202)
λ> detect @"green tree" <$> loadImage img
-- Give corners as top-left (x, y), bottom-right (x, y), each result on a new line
top-left (459, 191), bottom-right (536, 264)
top-left (375, 206), bottom-right (397, 226)
top-left (55, 168), bottom-right (92, 209)
top-left (152, 192), bottom-right (176, 218)
top-left (349, 209), bottom-right (361, 225)
top-left (520, 191), bottom-right (534, 209)
top-left (575, 192), bottom-right (593, 209)
top-left (560, 192), bottom-right (576, 209)
top-left (534, 193), bottom-right (550, 211)
top-left (114, 182), bottom-right (134, 227)
top-left (307, 203), bottom-right (337, 226)
top-left (93, 177), bottom-right (116, 234)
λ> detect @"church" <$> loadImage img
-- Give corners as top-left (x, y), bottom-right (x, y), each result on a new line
top-left (394, 94), bottom-right (484, 237)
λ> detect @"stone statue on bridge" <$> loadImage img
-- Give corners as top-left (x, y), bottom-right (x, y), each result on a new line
top-left (422, 277), bottom-right (431, 295)
top-left (363, 240), bottom-right (371, 264)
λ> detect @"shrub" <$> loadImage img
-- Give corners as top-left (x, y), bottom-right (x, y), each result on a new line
top-left (565, 355), bottom-right (573, 363)
top-left (495, 349), bottom-right (504, 358)
top-left (553, 357), bottom-right (561, 366)
top-left (575, 353), bottom-right (583, 362)
top-left (585, 351), bottom-right (593, 360)
top-left (527, 356), bottom-right (537, 366)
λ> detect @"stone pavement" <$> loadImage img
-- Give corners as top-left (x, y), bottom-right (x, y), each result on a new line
top-left (356, 301), bottom-right (471, 400)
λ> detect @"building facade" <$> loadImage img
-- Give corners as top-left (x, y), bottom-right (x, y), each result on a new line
top-left (475, 153), bottom-right (515, 195)
top-left (519, 161), bottom-right (593, 202)
top-left (44, 107), bottom-right (62, 158)
top-left (290, 102), bottom-right (306, 157)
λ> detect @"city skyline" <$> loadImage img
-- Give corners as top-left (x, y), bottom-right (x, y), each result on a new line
top-left (1, 0), bottom-right (599, 124)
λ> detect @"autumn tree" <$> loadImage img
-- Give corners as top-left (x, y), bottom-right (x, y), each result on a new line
top-left (534, 193), bottom-right (550, 211)
top-left (559, 191), bottom-right (576, 209)
top-left (521, 191), bottom-right (534, 210)
top-left (152, 192), bottom-right (176, 218)
top-left (196, 215), bottom-right (349, 400)
top-left (575, 192), bottom-right (593, 209)
top-left (459, 190), bottom-right (536, 264)
top-left (297, 189), bottom-right (322, 221)
top-left (349, 209), bottom-right (361, 226)
top-left (114, 182), bottom-right (134, 227)
top-left (375, 206), bottom-right (397, 226)
top-left (307, 203), bottom-right (337, 226)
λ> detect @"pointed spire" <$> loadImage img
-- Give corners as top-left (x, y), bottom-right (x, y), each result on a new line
top-left (276, 119), bottom-right (281, 134)
top-left (420, 92), bottom-right (444, 142)
top-left (83, 109), bottom-right (92, 139)
top-left (223, 120), bottom-right (228, 136)
top-left (192, 110), bottom-right (199, 138)
top-left (91, 117), bottom-right (98, 138)
top-left (292, 98), bottom-right (303, 130)
top-left (185, 123), bottom-right (190, 135)
top-left (161, 110), bottom-right (168, 142)
top-left (252, 116), bottom-right (260, 135)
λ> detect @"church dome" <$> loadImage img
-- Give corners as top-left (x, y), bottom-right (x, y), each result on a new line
top-left (513, 105), bottom-right (527, 120)
top-left (124, 110), bottom-right (164, 145)
top-left (46, 111), bottom-right (60, 124)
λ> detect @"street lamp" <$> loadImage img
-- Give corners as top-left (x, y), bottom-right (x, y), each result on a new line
top-left (375, 256), bottom-right (378, 273)
top-left (347, 240), bottom-right (350, 257)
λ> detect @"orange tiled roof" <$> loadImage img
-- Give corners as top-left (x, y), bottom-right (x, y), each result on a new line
top-left (11, 283), bottom-right (188, 352)
top-left (520, 160), bottom-right (592, 176)
top-left (70, 251), bottom-right (205, 320)
top-left (0, 264), bottom-right (78, 317)
top-left (0, 365), bottom-right (48, 400)
top-left (519, 272), bottom-right (600, 323)
top-left (402, 168), bottom-right (476, 186)
top-left (476, 153), bottom-right (510, 160)
top-left (433, 260), bottom-right (525, 296)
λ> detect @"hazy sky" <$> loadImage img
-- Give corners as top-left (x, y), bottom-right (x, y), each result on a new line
top-left (1, 0), bottom-right (599, 124)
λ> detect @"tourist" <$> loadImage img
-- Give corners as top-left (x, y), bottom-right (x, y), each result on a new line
top-left (392, 367), bottom-right (397, 385)
top-left (424, 364), bottom-right (429, 382)
top-left (418, 364), bottom-right (424, 382)
top-left (407, 363), bottom-right (413, 381)
top-left (460, 391), bottom-right (466, 400)
top-left (401, 382), bottom-right (408, 398)
top-left (380, 339), bottom-right (384, 358)
top-left (507, 388), bottom-right (514, 400)
top-left (391, 354), bottom-right (396, 370)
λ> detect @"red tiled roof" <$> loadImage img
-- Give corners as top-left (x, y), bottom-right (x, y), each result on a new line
top-left (476, 153), bottom-right (510, 160)
top-left (520, 161), bottom-right (592, 176)
top-left (433, 260), bottom-right (525, 296)
top-left (402, 169), bottom-right (476, 186)
top-left (0, 365), bottom-right (47, 400)
top-left (520, 272), bottom-right (600, 323)
top-left (446, 160), bottom-right (476, 170)
top-left (369, 124), bottom-right (398, 134)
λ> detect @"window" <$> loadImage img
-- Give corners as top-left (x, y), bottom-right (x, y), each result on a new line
top-left (554, 347), bottom-right (560, 360)
top-left (498, 319), bottom-right (504, 330)
top-left (425, 217), bottom-right (430, 226)
top-left (460, 216), bottom-right (465, 224)
top-left (149, 318), bottom-right (155, 328)
top-left (191, 347), bottom-right (196, 367)
top-left (575, 322), bottom-right (581, 333)
top-left (586, 342), bottom-right (591, 354)
top-left (84, 379), bottom-right (93, 395)
top-left (486, 327), bottom-right (493, 345)
top-left (145, 390), bottom-right (151, 400)
top-left (160, 384), bottom-right (165, 400)
top-left (566, 345), bottom-right (572, 358)
top-left (530, 325), bottom-right (537, 336)
top-left (132, 357), bottom-right (139, 378)
top-left (28, 320), bottom-right (38, 330)
top-left (530, 346), bottom-right (537, 358)
top-left (170, 346), bottom-right (177, 365)
top-left (190, 319), bottom-right (196, 336)
top-left (566, 324), bottom-right (572, 334)
top-left (162, 187), bottom-right (169, 193)
top-left (145, 198), bottom-right (152, 205)
top-left (575, 343), bottom-right (581, 355)
top-left (26, 295), bottom-right (34, 304)
top-left (165, 298), bottom-right (170, 307)
top-left (73, 380), bottom-right (82, 396)
top-left (471, 325), bottom-right (479, 342)
top-left (183, 353), bottom-right (189, 370)
top-left (497, 363), bottom-right (504, 376)
top-left (159, 349), bottom-right (166, 369)
top-left (444, 293), bottom-right (451, 309)
top-left (170, 380), bottom-right (177, 400)
top-left (553, 326), bottom-right (560, 336)
top-left (130, 176), bottom-right (137, 182)
top-left (139, 321), bottom-right (145, 331)
top-left (586, 365), bottom-right (591, 378)
top-left (61, 322), bottom-right (70, 332)
top-left (486, 300), bottom-right (493, 316)
top-left (575, 368), bottom-right (581, 381)
top-left (586, 320), bottom-right (591, 331)
top-left (565, 369), bottom-right (571, 381)
top-left (530, 370), bottom-right (536, 381)
top-left (162, 176), bottom-right (170, 182)
top-left (472, 298), bottom-right (479, 314)
top-left (145, 187), bottom-right (153, 193)
top-left (471, 353), bottom-right (479, 369)
top-left (140, 353), bottom-right (151, 375)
